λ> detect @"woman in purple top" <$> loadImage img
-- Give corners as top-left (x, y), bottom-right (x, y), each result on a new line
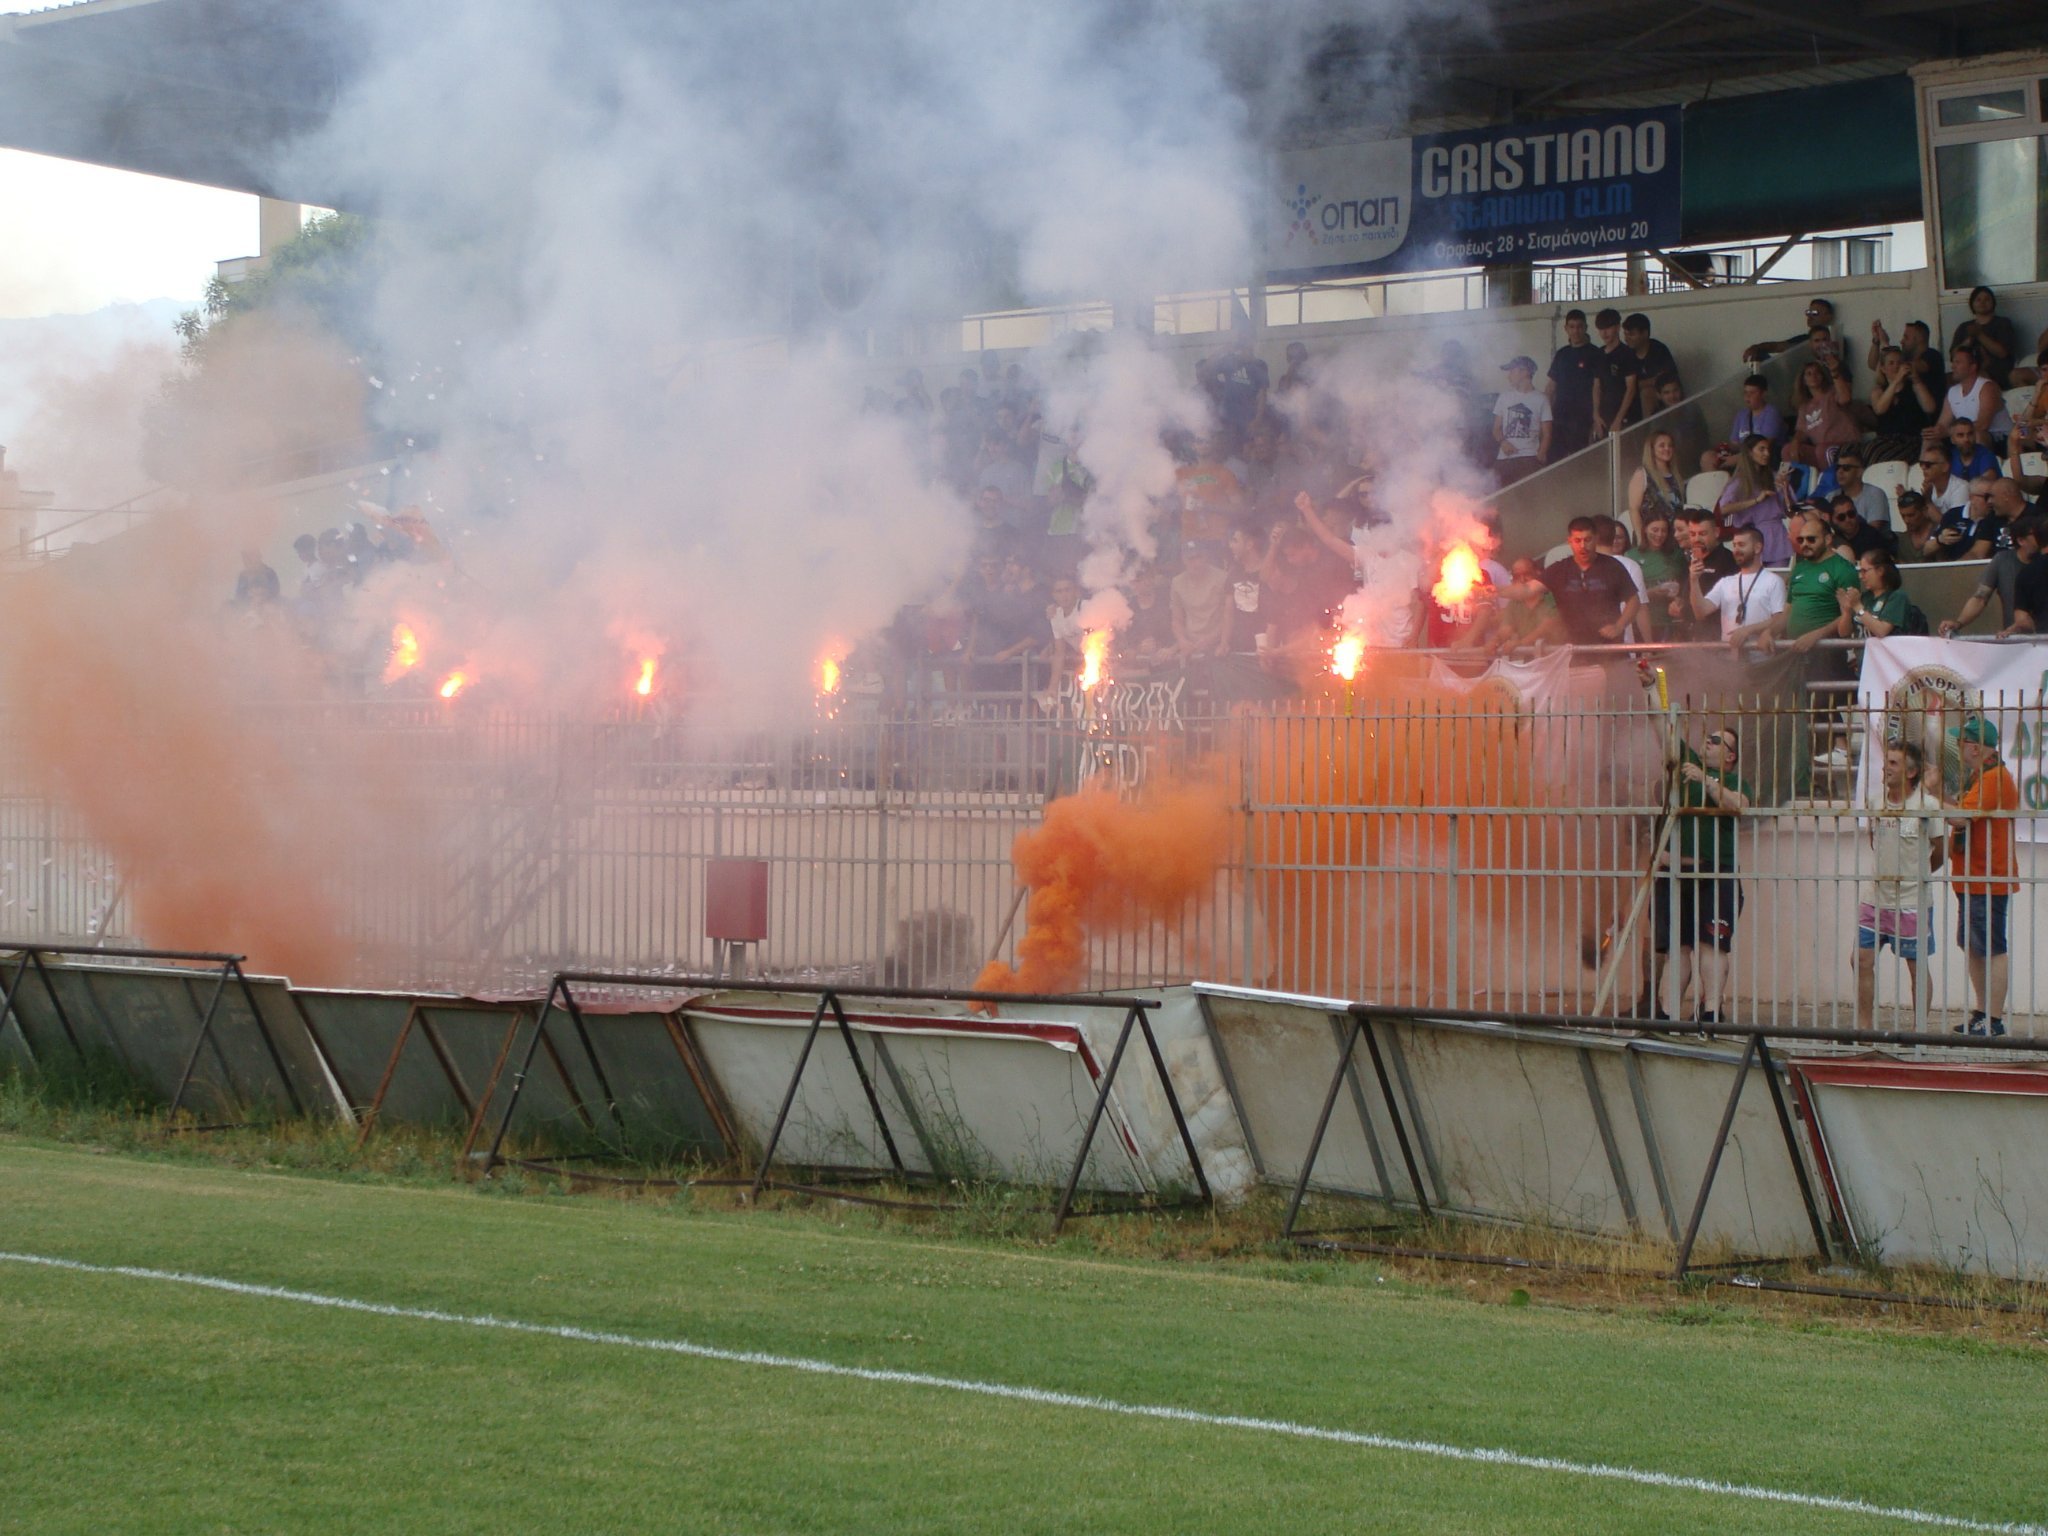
top-left (1717, 434), bottom-right (1793, 566)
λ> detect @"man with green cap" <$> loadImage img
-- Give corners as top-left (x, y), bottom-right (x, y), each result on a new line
top-left (1947, 715), bottom-right (2020, 1035)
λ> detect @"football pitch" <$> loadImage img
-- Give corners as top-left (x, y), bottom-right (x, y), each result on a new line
top-left (2, 1141), bottom-right (2042, 1535)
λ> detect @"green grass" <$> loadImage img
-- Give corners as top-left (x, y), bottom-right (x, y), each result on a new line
top-left (2, 1141), bottom-right (2044, 1534)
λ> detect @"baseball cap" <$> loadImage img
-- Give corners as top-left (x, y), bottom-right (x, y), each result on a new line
top-left (1502, 356), bottom-right (1536, 373)
top-left (1959, 716), bottom-right (2000, 750)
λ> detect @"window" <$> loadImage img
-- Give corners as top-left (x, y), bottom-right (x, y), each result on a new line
top-left (1929, 77), bottom-right (2048, 290)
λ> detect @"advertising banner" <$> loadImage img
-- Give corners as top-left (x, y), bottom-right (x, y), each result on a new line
top-left (1856, 637), bottom-right (2048, 838)
top-left (1268, 107), bottom-right (1683, 280)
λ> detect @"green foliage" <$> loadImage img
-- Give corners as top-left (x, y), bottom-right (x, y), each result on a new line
top-left (173, 212), bottom-right (382, 365)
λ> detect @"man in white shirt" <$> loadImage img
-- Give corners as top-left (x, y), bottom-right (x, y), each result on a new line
top-left (1917, 450), bottom-right (1971, 517)
top-left (1492, 356), bottom-right (1552, 488)
top-left (1856, 741), bottom-right (1945, 1029)
top-left (1689, 527), bottom-right (1786, 657)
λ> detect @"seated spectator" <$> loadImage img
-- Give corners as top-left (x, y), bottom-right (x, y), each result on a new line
top-left (1719, 374), bottom-right (1787, 468)
top-left (1514, 516), bottom-right (1640, 645)
top-left (1867, 317), bottom-right (1941, 391)
top-left (1620, 314), bottom-right (1680, 425)
top-left (1841, 548), bottom-right (1910, 639)
top-left (1492, 355), bottom-right (1552, 487)
top-left (1947, 418), bottom-right (2001, 482)
top-left (1546, 309), bottom-right (1602, 456)
top-left (1950, 286), bottom-right (2022, 390)
top-left (1826, 492), bottom-right (1897, 562)
top-left (1634, 510), bottom-right (1686, 640)
top-left (1867, 343), bottom-right (1939, 463)
top-left (230, 548), bottom-right (280, 608)
top-left (2012, 413), bottom-right (2047, 497)
top-left (1626, 429), bottom-right (1688, 536)
top-left (1171, 540), bottom-right (1231, 660)
top-left (1689, 526), bottom-right (1786, 656)
top-left (1745, 296), bottom-right (1839, 365)
top-left (1942, 514), bottom-right (2045, 638)
top-left (1830, 450), bottom-right (1890, 528)
top-left (1925, 476), bottom-right (1997, 561)
top-left (1787, 358), bottom-right (1860, 472)
top-left (1929, 343), bottom-right (2010, 449)
top-left (1176, 433), bottom-right (1247, 544)
top-left (2017, 324), bottom-right (2048, 388)
top-left (1965, 475), bottom-right (2042, 559)
top-left (1916, 447), bottom-right (1972, 518)
top-left (1895, 490), bottom-right (1940, 561)
top-left (1115, 565), bottom-right (1179, 674)
top-left (1716, 434), bottom-right (1793, 566)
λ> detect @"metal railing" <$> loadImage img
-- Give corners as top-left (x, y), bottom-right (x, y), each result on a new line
top-left (0, 667), bottom-right (2037, 1033)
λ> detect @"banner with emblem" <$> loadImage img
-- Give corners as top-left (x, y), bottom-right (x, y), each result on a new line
top-left (1856, 638), bottom-right (2048, 838)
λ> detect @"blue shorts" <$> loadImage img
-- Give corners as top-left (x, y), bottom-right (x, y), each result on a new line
top-left (1858, 904), bottom-right (1933, 961)
top-left (1957, 894), bottom-right (2011, 958)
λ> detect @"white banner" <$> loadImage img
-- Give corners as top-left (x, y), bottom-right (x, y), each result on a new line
top-left (1855, 638), bottom-right (2048, 837)
top-left (1424, 647), bottom-right (1603, 709)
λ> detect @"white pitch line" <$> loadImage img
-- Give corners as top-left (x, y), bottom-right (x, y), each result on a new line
top-left (3, 1249), bottom-right (2039, 1535)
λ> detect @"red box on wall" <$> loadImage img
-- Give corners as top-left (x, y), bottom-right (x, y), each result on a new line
top-left (705, 858), bottom-right (769, 942)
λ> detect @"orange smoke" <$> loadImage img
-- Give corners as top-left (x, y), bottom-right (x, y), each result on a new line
top-left (974, 780), bottom-right (1232, 996)
top-left (383, 622), bottom-right (421, 683)
top-left (1432, 542), bottom-right (1481, 608)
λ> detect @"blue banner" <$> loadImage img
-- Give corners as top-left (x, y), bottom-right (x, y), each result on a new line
top-left (1268, 107), bottom-right (1683, 279)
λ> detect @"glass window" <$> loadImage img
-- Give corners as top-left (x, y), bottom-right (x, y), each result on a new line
top-left (1938, 89), bottom-right (2029, 127)
top-left (1936, 135), bottom-right (2048, 288)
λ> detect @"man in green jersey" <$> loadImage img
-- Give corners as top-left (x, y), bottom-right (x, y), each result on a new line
top-left (1771, 507), bottom-right (1860, 677)
top-left (1640, 722), bottom-right (1755, 1027)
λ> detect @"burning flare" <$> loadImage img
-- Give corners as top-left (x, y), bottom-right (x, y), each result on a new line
top-left (634, 656), bottom-right (657, 697)
top-left (1079, 629), bottom-right (1110, 692)
top-left (438, 670), bottom-right (468, 701)
top-left (1432, 542), bottom-right (1482, 609)
top-left (383, 623), bottom-right (421, 684)
top-left (817, 643), bottom-right (847, 696)
top-left (1329, 631), bottom-right (1365, 683)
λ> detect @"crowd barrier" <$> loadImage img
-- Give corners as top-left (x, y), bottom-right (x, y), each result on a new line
top-left (5, 948), bottom-right (2042, 1287)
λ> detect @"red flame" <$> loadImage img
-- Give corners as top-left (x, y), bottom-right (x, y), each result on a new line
top-left (634, 656), bottom-right (657, 697)
top-left (1432, 542), bottom-right (1482, 609)
top-left (383, 623), bottom-right (420, 684)
top-left (1329, 632), bottom-right (1364, 682)
top-left (438, 670), bottom-right (468, 701)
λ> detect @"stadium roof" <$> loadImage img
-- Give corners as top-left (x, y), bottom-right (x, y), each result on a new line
top-left (3, 0), bottom-right (2048, 200)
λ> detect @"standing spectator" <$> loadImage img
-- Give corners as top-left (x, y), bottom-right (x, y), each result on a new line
top-left (1950, 286), bottom-right (2022, 390)
top-left (1945, 418), bottom-right (2001, 482)
top-left (1591, 309), bottom-right (1637, 439)
top-left (1840, 548), bottom-right (1911, 639)
top-left (1826, 493), bottom-right (1898, 562)
top-left (1943, 515), bottom-right (2046, 637)
top-left (1769, 512), bottom-right (1859, 687)
top-left (1634, 511), bottom-right (1685, 640)
top-left (230, 548), bottom-right (281, 609)
top-left (1516, 516), bottom-right (1640, 646)
top-left (290, 533), bottom-right (320, 600)
top-left (1275, 342), bottom-right (1315, 400)
top-left (1482, 557), bottom-right (1563, 653)
top-left (1225, 524), bottom-right (1268, 654)
top-left (1830, 450), bottom-right (1890, 528)
top-left (1042, 573), bottom-right (1086, 672)
top-left (1716, 435), bottom-right (1793, 566)
top-left (1786, 358), bottom-right (1860, 473)
top-left (1669, 507), bottom-right (1739, 640)
top-left (1196, 347), bottom-right (1269, 437)
top-left (1651, 374), bottom-right (1713, 473)
top-left (1625, 430), bottom-right (1688, 537)
top-left (1893, 490), bottom-right (1940, 561)
top-left (1546, 309), bottom-right (1602, 455)
top-left (1641, 721), bottom-right (1753, 1027)
top-left (1867, 344), bottom-right (1939, 463)
top-left (1176, 434), bottom-right (1247, 544)
top-left (1929, 343), bottom-right (2010, 448)
top-left (1620, 314), bottom-right (1680, 426)
top-left (1171, 540), bottom-right (1231, 661)
top-left (1689, 527), bottom-right (1785, 655)
top-left (1855, 741), bottom-right (1945, 1030)
top-left (1946, 716), bottom-right (2019, 1036)
top-left (1115, 565), bottom-right (1179, 676)
top-left (1491, 355), bottom-right (1552, 487)
top-left (1295, 489), bottom-right (1423, 648)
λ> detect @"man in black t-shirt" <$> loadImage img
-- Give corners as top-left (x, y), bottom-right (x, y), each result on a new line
top-left (1547, 308), bottom-right (1602, 457)
top-left (1669, 508), bottom-right (1737, 641)
top-left (1826, 494), bottom-right (1898, 561)
top-left (1516, 516), bottom-right (1641, 645)
top-left (1620, 314), bottom-right (1681, 427)
top-left (1592, 308), bottom-right (1637, 438)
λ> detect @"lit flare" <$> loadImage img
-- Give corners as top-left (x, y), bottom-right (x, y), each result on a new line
top-left (383, 623), bottom-right (420, 684)
top-left (817, 644), bottom-right (847, 696)
top-left (634, 657), bottom-right (657, 698)
top-left (1432, 542), bottom-right (1482, 609)
top-left (438, 671), bottom-right (468, 701)
top-left (1329, 632), bottom-right (1364, 682)
top-left (1079, 629), bottom-right (1110, 692)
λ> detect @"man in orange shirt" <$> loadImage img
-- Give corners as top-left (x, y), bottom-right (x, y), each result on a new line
top-left (1947, 716), bottom-right (2020, 1036)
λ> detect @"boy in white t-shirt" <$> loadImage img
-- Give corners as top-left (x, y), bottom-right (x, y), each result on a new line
top-left (1856, 740), bottom-right (1946, 1029)
top-left (1493, 356), bottom-right (1553, 488)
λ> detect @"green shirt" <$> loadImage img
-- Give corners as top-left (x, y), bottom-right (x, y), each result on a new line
top-left (1675, 742), bottom-right (1751, 870)
top-left (1855, 587), bottom-right (1909, 638)
top-left (1784, 552), bottom-right (1857, 638)
top-left (1635, 547), bottom-right (1685, 637)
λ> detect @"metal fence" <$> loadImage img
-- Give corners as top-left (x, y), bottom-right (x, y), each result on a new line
top-left (0, 659), bottom-right (2039, 1034)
